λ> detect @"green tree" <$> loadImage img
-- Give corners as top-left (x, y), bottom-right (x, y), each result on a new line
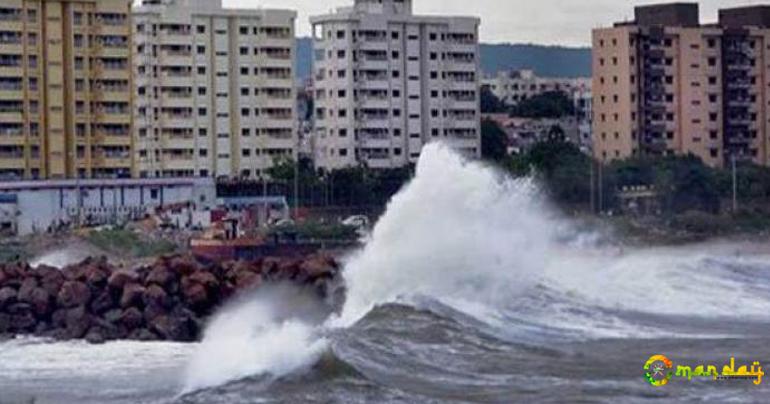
top-left (512, 90), bottom-right (575, 118)
top-left (480, 86), bottom-right (507, 113)
top-left (481, 118), bottom-right (509, 162)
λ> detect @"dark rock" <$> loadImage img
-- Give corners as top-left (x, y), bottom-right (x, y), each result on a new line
top-left (6, 302), bottom-right (32, 315)
top-left (188, 270), bottom-right (219, 290)
top-left (120, 283), bottom-right (146, 309)
top-left (0, 267), bottom-right (6, 285)
top-left (51, 308), bottom-right (68, 328)
top-left (17, 277), bottom-right (39, 303)
top-left (149, 314), bottom-right (194, 342)
top-left (90, 291), bottom-right (115, 314)
top-left (143, 284), bottom-right (171, 308)
top-left (85, 327), bottom-right (106, 344)
top-left (10, 312), bottom-right (36, 332)
top-left (0, 287), bottom-right (17, 309)
top-left (119, 307), bottom-right (144, 329)
top-left (180, 280), bottom-right (208, 310)
top-left (0, 313), bottom-right (8, 332)
top-left (28, 287), bottom-right (51, 317)
top-left (40, 269), bottom-right (65, 297)
top-left (143, 302), bottom-right (167, 323)
top-left (235, 271), bottom-right (262, 291)
top-left (168, 255), bottom-right (199, 276)
top-left (57, 281), bottom-right (91, 308)
top-left (127, 328), bottom-right (158, 341)
top-left (85, 265), bottom-right (109, 288)
top-left (64, 306), bottom-right (90, 339)
top-left (146, 266), bottom-right (176, 287)
top-left (108, 270), bottom-right (139, 291)
top-left (103, 309), bottom-right (123, 324)
top-left (300, 255), bottom-right (337, 280)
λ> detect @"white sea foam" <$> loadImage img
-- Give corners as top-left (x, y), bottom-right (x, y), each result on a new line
top-left (181, 142), bottom-right (770, 391)
top-left (181, 285), bottom-right (329, 393)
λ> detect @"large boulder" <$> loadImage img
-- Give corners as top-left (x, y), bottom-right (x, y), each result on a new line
top-left (64, 306), bottom-right (91, 339)
top-left (90, 291), bottom-right (115, 314)
top-left (39, 268), bottom-right (65, 297)
top-left (119, 307), bottom-right (144, 329)
top-left (180, 280), bottom-right (208, 311)
top-left (107, 270), bottom-right (139, 291)
top-left (187, 270), bottom-right (219, 290)
top-left (168, 255), bottom-right (200, 276)
top-left (120, 283), bottom-right (146, 309)
top-left (143, 284), bottom-right (171, 309)
top-left (16, 277), bottom-right (39, 303)
top-left (299, 255), bottom-right (338, 281)
top-left (57, 281), bottom-right (91, 308)
top-left (0, 287), bottom-right (17, 309)
top-left (145, 266), bottom-right (176, 287)
top-left (28, 287), bottom-right (51, 317)
top-left (149, 313), bottom-right (195, 342)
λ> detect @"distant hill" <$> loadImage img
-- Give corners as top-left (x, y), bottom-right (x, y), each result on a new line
top-left (295, 38), bottom-right (591, 81)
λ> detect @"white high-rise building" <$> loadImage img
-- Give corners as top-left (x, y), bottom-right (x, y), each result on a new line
top-left (310, 0), bottom-right (481, 170)
top-left (132, 0), bottom-right (296, 179)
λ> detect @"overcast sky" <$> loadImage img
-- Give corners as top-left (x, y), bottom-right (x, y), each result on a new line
top-left (223, 0), bottom-right (764, 46)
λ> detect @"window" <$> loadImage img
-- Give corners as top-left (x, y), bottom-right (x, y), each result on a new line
top-left (197, 25), bottom-right (205, 34)
top-left (240, 47), bottom-right (248, 55)
top-left (240, 26), bottom-right (248, 35)
top-left (337, 30), bottom-right (345, 39)
top-left (429, 33), bottom-right (437, 41)
top-left (197, 66), bottom-right (206, 75)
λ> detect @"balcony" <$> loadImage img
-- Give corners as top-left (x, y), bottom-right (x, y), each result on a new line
top-left (356, 30), bottom-right (387, 43)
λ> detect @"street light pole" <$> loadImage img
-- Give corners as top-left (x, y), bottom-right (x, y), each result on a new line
top-left (732, 153), bottom-right (738, 213)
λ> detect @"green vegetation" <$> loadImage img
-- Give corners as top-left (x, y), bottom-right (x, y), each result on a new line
top-left (480, 118), bottom-right (508, 162)
top-left (266, 157), bottom-right (413, 208)
top-left (481, 89), bottom-right (575, 119)
top-left (87, 228), bottom-right (177, 258)
top-left (510, 91), bottom-right (575, 118)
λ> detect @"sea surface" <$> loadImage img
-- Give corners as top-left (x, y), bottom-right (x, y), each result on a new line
top-left (2, 144), bottom-right (770, 403)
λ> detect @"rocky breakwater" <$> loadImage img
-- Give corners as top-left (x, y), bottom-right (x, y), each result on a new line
top-left (0, 254), bottom-right (340, 343)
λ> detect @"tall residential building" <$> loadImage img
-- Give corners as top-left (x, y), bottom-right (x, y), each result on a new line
top-left (593, 3), bottom-right (770, 168)
top-left (132, 0), bottom-right (296, 179)
top-left (0, 0), bottom-right (133, 180)
top-left (310, 0), bottom-right (480, 170)
top-left (482, 69), bottom-right (591, 107)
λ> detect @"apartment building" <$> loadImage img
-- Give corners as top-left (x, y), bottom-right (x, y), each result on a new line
top-left (593, 3), bottom-right (770, 168)
top-left (132, 0), bottom-right (296, 179)
top-left (310, 0), bottom-right (480, 170)
top-left (482, 69), bottom-right (591, 107)
top-left (0, 0), bottom-right (133, 180)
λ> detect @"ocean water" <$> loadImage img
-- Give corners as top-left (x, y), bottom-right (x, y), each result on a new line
top-left (2, 143), bottom-right (770, 403)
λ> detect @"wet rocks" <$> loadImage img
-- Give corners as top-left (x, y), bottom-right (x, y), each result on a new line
top-left (0, 253), bottom-right (339, 343)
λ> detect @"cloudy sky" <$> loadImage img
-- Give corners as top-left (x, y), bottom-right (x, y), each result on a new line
top-left (224, 0), bottom-right (763, 46)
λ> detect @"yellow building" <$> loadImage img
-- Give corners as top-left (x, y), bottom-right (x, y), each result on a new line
top-left (0, 0), bottom-right (133, 180)
top-left (593, 3), bottom-right (770, 168)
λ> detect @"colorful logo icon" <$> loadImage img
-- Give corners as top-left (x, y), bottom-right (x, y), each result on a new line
top-left (644, 354), bottom-right (674, 386)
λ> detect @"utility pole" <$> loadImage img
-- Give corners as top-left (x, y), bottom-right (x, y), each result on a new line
top-left (590, 159), bottom-right (595, 214)
top-left (597, 161), bottom-right (604, 214)
top-left (732, 153), bottom-right (738, 213)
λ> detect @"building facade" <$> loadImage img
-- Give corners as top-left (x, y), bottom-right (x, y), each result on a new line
top-left (310, 0), bottom-right (480, 170)
top-left (132, 0), bottom-right (296, 179)
top-left (482, 69), bottom-right (591, 107)
top-left (0, 0), bottom-right (133, 181)
top-left (593, 3), bottom-right (770, 168)
top-left (0, 177), bottom-right (216, 235)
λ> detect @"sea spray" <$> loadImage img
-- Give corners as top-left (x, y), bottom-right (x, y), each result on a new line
top-left (182, 143), bottom-right (561, 391)
top-left (181, 284), bottom-right (331, 393)
top-left (336, 143), bottom-right (557, 325)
